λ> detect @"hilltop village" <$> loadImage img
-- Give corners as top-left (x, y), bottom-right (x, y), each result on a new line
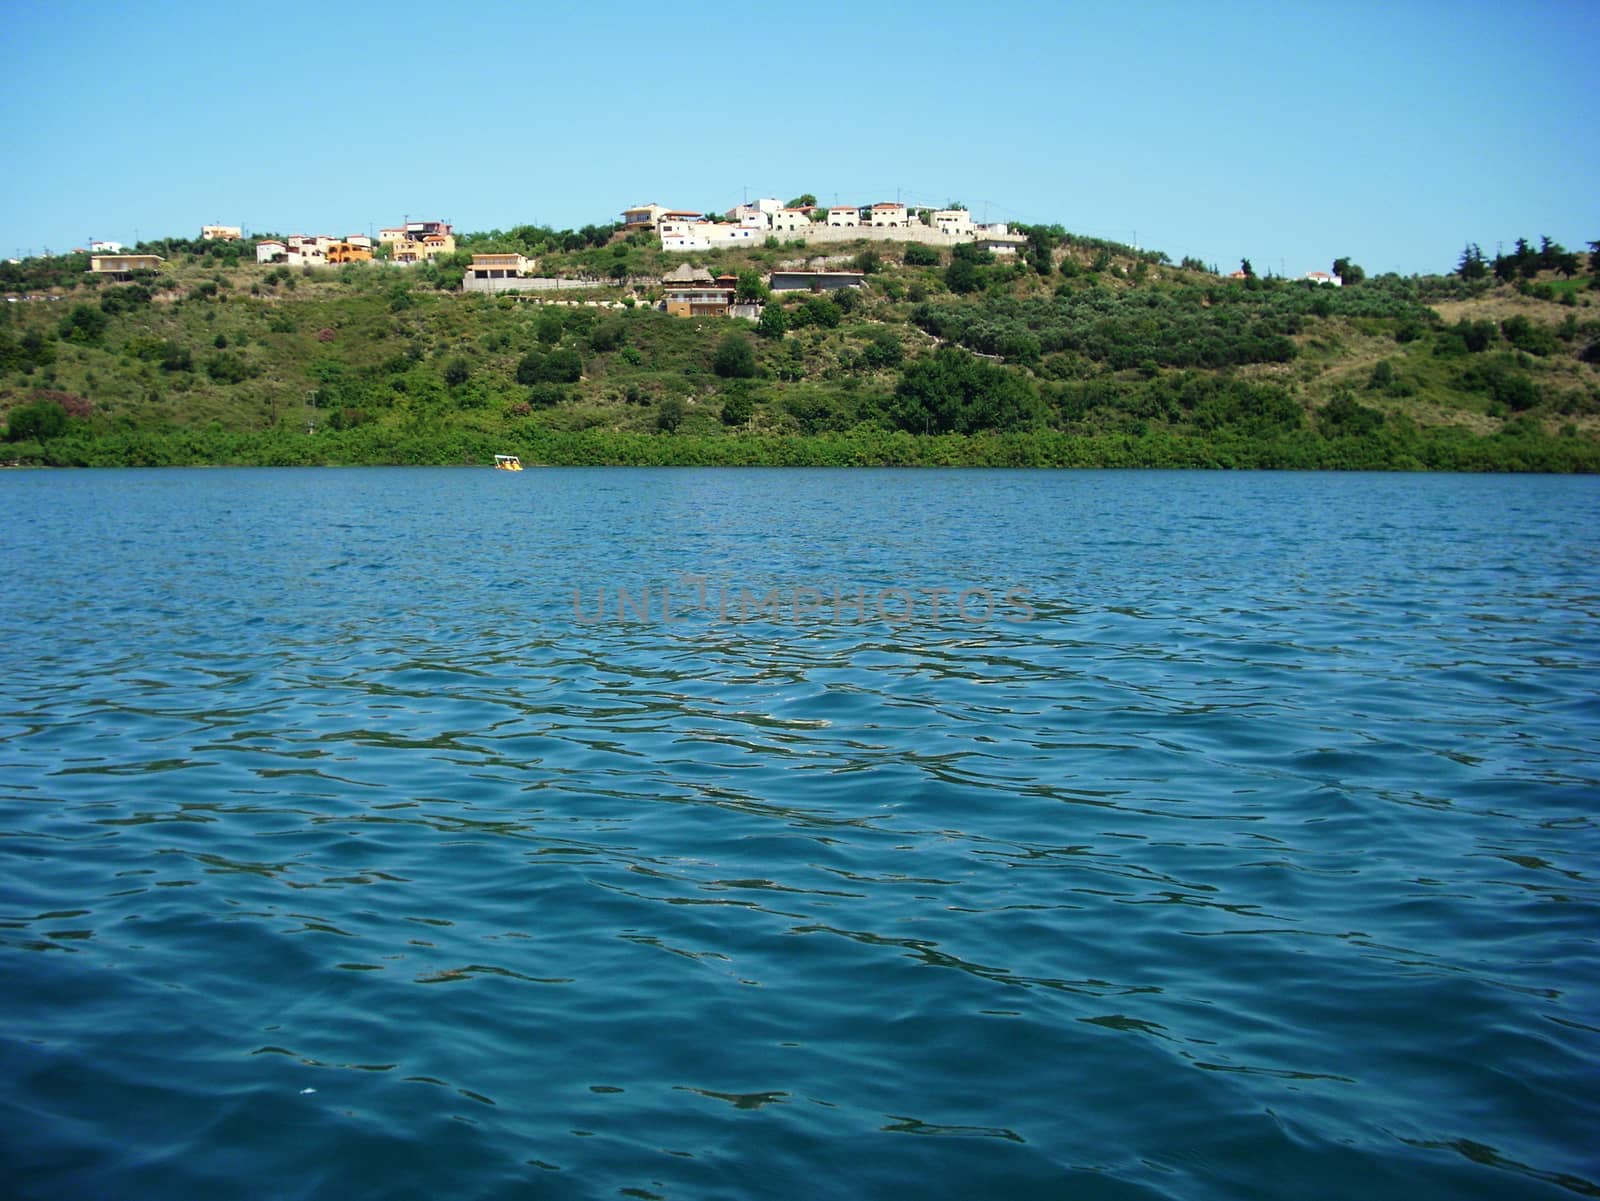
top-left (5, 191), bottom-right (1596, 472)
top-left (73, 193), bottom-right (1369, 323)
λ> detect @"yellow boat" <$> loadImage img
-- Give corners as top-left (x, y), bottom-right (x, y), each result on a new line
top-left (494, 454), bottom-right (523, 472)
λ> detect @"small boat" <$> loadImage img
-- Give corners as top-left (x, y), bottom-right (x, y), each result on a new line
top-left (494, 454), bottom-right (523, 472)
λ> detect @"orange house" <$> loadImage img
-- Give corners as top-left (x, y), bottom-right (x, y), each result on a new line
top-left (325, 241), bottom-right (373, 264)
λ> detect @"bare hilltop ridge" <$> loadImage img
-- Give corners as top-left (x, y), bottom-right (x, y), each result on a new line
top-left (2, 210), bottom-right (1597, 469)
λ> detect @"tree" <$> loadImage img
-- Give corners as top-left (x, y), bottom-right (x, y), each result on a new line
top-left (1332, 257), bottom-right (1364, 286)
top-left (442, 357), bottom-right (471, 387)
top-left (946, 258), bottom-right (981, 294)
top-left (515, 351), bottom-right (544, 385)
top-left (786, 193), bottom-right (817, 209)
top-left (853, 249), bottom-right (881, 275)
top-left (712, 333), bottom-right (757, 379)
top-left (861, 330), bottom-right (903, 369)
top-left (903, 244), bottom-right (941, 267)
top-left (721, 389), bottom-right (755, 426)
top-left (656, 396), bottom-right (685, 432)
top-left (799, 296), bottom-right (841, 329)
top-left (4, 398), bottom-right (68, 441)
top-left (538, 348), bottom-right (582, 383)
top-left (1239, 258), bottom-right (1255, 278)
top-left (536, 313), bottom-right (563, 345)
top-left (1320, 393), bottom-right (1385, 436)
top-left (756, 303), bottom-right (787, 340)
top-left (1589, 240), bottom-right (1600, 277)
top-left (58, 303), bottom-right (108, 344)
top-left (888, 347), bottom-right (1044, 434)
top-left (1457, 244), bottom-right (1487, 281)
top-left (1024, 225), bottom-right (1059, 276)
top-left (588, 320), bottom-right (625, 352)
top-left (735, 270), bottom-right (769, 302)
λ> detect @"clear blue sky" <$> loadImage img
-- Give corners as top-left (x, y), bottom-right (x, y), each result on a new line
top-left (7, 0), bottom-right (1596, 276)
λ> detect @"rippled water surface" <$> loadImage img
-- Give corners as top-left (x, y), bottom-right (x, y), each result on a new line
top-left (2, 467), bottom-right (1598, 1200)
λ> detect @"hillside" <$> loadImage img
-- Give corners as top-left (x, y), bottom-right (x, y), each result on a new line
top-left (3, 228), bottom-right (1599, 470)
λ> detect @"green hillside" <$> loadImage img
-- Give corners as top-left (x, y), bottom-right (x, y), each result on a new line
top-left (3, 227), bottom-right (1599, 470)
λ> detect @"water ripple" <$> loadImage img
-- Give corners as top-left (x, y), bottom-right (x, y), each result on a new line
top-left (1, 467), bottom-right (1597, 1200)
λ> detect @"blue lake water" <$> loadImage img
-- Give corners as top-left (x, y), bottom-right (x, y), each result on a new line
top-left (1, 466), bottom-right (1597, 1200)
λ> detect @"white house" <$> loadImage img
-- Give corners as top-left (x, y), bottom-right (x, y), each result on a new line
top-left (659, 220), bottom-right (712, 251)
top-left (770, 207), bottom-right (811, 233)
top-left (974, 223), bottom-right (1023, 255)
top-left (932, 209), bottom-right (974, 238)
top-left (256, 240), bottom-right (287, 264)
top-left (870, 202), bottom-right (908, 228)
top-left (622, 203), bottom-right (670, 232)
top-left (827, 205), bottom-right (861, 228)
top-left (1305, 270), bottom-right (1342, 286)
top-left (89, 239), bottom-right (124, 254)
top-left (285, 234), bottom-right (333, 268)
top-left (659, 219), bottom-right (763, 251)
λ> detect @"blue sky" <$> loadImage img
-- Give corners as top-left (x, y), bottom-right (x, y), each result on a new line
top-left (7, 0), bottom-right (1596, 276)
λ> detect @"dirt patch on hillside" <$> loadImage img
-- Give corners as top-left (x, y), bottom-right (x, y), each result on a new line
top-left (1430, 292), bottom-right (1593, 326)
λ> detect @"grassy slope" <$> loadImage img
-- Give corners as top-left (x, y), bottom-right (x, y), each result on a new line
top-left (3, 235), bottom-right (1599, 469)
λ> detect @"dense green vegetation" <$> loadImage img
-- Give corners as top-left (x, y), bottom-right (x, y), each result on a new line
top-left (3, 222), bottom-right (1598, 471)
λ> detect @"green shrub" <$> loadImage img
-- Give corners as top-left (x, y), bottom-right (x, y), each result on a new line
top-left (721, 389), bottom-right (755, 425)
top-left (5, 398), bottom-right (68, 441)
top-left (861, 330), bottom-right (903, 369)
top-left (1320, 393), bottom-right (1386, 436)
top-left (713, 333), bottom-right (757, 379)
top-left (756, 304), bottom-right (787, 340)
top-left (57, 304), bottom-right (108, 345)
top-left (539, 348), bottom-right (582, 383)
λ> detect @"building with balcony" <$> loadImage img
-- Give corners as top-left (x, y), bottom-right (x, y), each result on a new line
top-left (622, 203), bottom-right (670, 232)
top-left (379, 221), bottom-right (456, 264)
top-left (467, 253), bottom-right (531, 280)
top-left (661, 264), bottom-right (737, 317)
top-left (326, 241), bottom-right (373, 264)
top-left (89, 253), bottom-right (164, 275)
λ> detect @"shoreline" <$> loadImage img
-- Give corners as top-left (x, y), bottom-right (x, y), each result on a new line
top-left (3, 425), bottom-right (1597, 473)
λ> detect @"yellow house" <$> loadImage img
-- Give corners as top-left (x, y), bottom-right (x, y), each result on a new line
top-left (326, 241), bottom-right (373, 264)
top-left (380, 220), bottom-right (456, 264)
top-left (90, 253), bottom-right (164, 275)
top-left (201, 225), bottom-right (242, 241)
top-left (468, 253), bottom-right (529, 279)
